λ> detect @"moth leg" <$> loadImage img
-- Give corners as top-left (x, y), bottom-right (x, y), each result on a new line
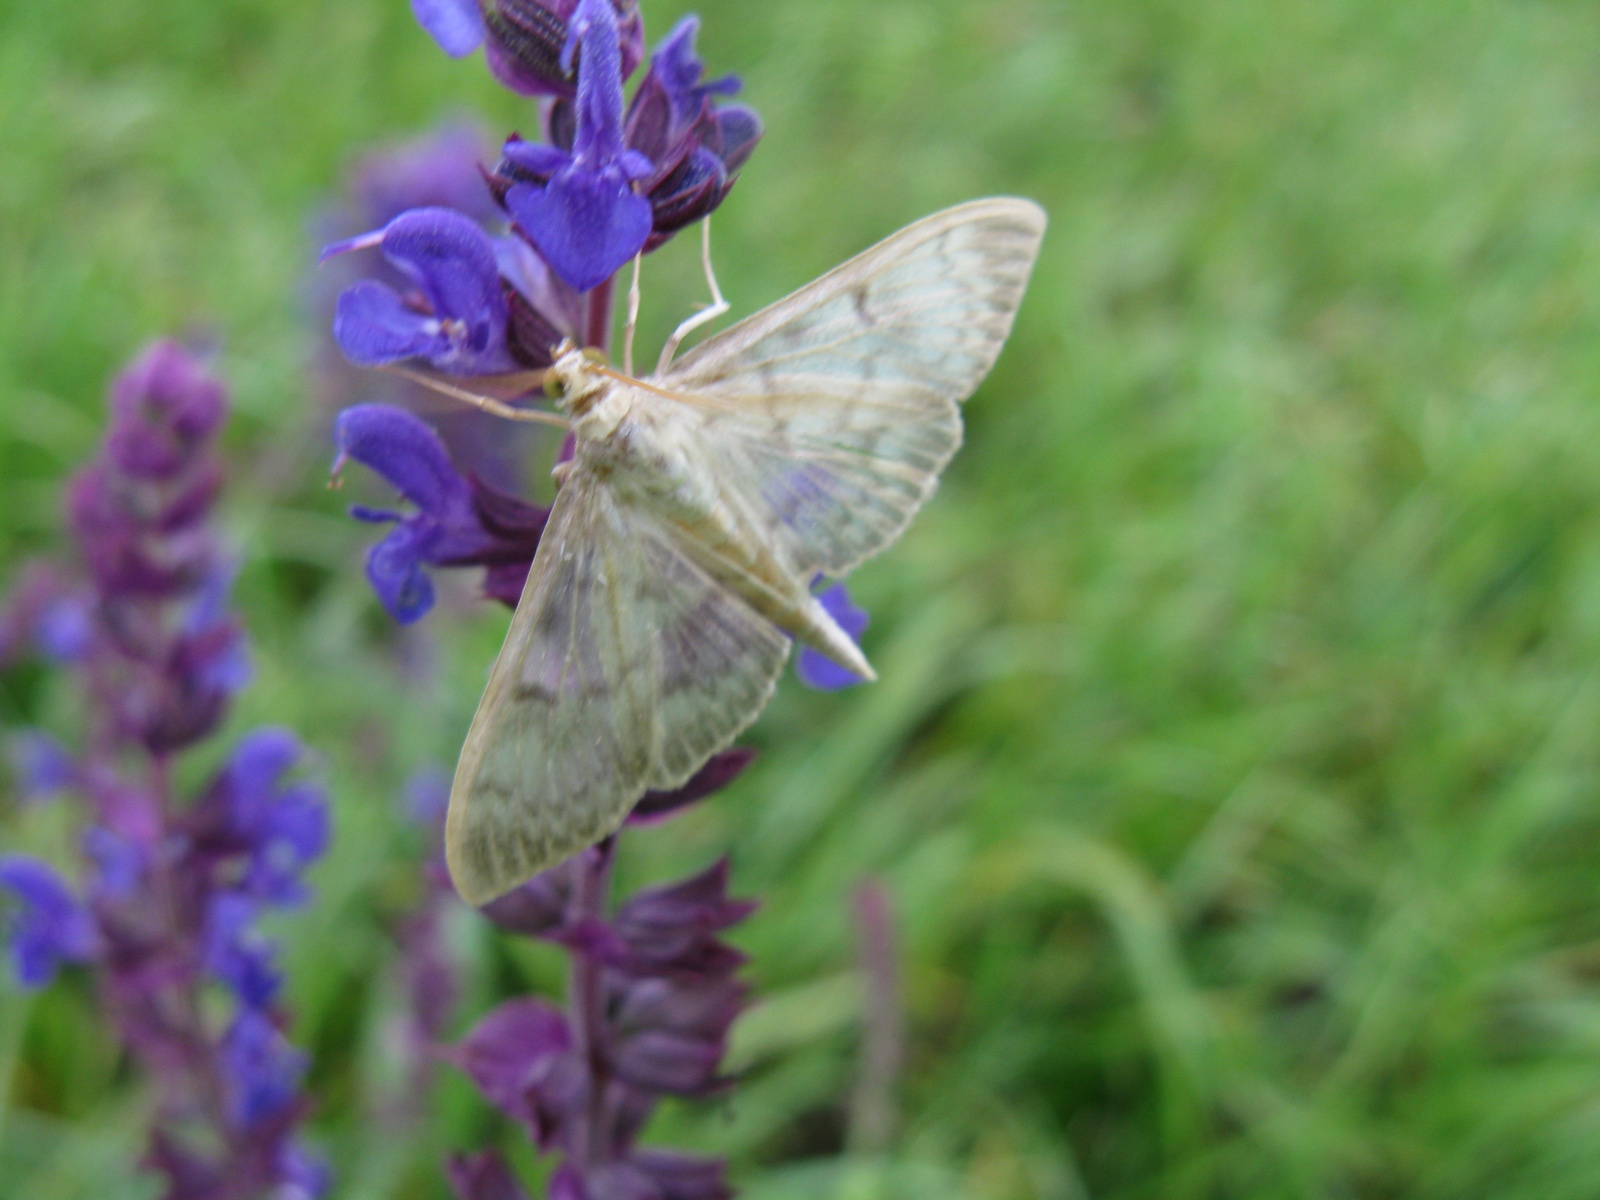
top-left (655, 216), bottom-right (731, 375)
top-left (623, 252), bottom-right (643, 378)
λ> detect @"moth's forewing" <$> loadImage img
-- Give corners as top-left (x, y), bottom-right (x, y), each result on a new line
top-left (658, 197), bottom-right (1047, 579)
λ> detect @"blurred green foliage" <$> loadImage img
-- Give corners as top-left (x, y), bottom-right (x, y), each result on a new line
top-left (8, 0), bottom-right (1600, 1196)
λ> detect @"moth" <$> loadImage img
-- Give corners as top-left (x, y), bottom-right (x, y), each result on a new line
top-left (443, 197), bottom-right (1047, 904)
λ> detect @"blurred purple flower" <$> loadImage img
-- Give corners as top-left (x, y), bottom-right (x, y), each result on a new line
top-left (7, 730), bottom-right (77, 801)
top-left (204, 891), bottom-right (284, 1008)
top-left (34, 593), bottom-right (94, 662)
top-left (329, 208), bottom-right (519, 377)
top-left (0, 343), bottom-right (328, 1197)
top-left (798, 583), bottom-right (869, 690)
top-left (0, 856), bottom-right (99, 987)
top-left (354, 124), bottom-right (503, 229)
top-left (221, 1008), bottom-right (309, 1129)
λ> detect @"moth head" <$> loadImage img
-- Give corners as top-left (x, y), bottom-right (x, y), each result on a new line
top-left (543, 343), bottom-right (609, 416)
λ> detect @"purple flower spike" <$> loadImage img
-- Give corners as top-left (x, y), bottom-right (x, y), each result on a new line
top-left (798, 583), bottom-right (869, 690)
top-left (331, 208), bottom-right (517, 377)
top-left (412, 0), bottom-right (487, 57)
top-left (0, 856), bottom-right (99, 987)
top-left (500, 0), bottom-right (654, 291)
top-left (334, 404), bottom-right (497, 622)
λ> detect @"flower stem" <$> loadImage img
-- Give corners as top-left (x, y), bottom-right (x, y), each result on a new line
top-left (584, 277), bottom-right (616, 356)
top-left (567, 837), bottom-right (615, 1167)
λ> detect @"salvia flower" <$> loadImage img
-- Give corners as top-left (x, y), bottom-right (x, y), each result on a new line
top-left (329, 207), bottom-right (520, 376)
top-left (492, 9), bottom-right (762, 283)
top-left (333, 403), bottom-right (549, 621)
top-left (498, 0), bottom-right (655, 291)
top-left (0, 343), bottom-right (329, 1197)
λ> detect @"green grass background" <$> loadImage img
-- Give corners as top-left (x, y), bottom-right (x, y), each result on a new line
top-left (9, 0), bottom-right (1600, 1195)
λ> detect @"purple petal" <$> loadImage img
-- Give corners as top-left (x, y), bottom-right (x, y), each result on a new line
top-left (278, 1142), bottom-right (332, 1200)
top-left (334, 280), bottom-right (448, 366)
top-left (246, 781), bottom-right (330, 906)
top-left (220, 1009), bottom-right (307, 1129)
top-left (629, 748), bottom-right (755, 824)
top-left (611, 859), bottom-right (756, 963)
top-left (567, 0), bottom-right (628, 163)
top-left (507, 169), bottom-right (652, 292)
top-left (479, 865), bottom-right (570, 935)
top-left (0, 856), bottom-right (98, 987)
top-left (611, 1028), bottom-right (724, 1094)
top-left (583, 1163), bottom-right (661, 1200)
top-left (447, 998), bottom-right (571, 1124)
top-left (411, 0), bottom-right (486, 56)
top-left (366, 523), bottom-right (436, 624)
top-left (404, 765), bottom-right (452, 828)
top-left (227, 728), bottom-right (302, 826)
top-left (351, 124), bottom-right (500, 228)
top-left (33, 593), bottom-right (93, 661)
top-left (482, 559), bottom-right (534, 609)
top-left (548, 1164), bottom-right (588, 1200)
top-left (614, 976), bottom-right (745, 1041)
top-left (500, 138), bottom-right (574, 181)
top-left (629, 1153), bottom-right (731, 1200)
top-left (83, 826), bottom-right (145, 898)
top-left (334, 404), bottom-right (473, 518)
top-left (204, 891), bottom-right (283, 1008)
top-left (7, 730), bottom-right (76, 801)
top-left (105, 340), bottom-right (228, 479)
top-left (713, 106), bottom-right (763, 173)
top-left (381, 208), bottom-right (513, 373)
top-left (448, 1151), bottom-right (533, 1200)
top-left (798, 583), bottom-right (869, 690)
top-left (650, 17), bottom-right (741, 123)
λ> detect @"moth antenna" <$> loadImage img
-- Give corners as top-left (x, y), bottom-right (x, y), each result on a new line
top-left (594, 365), bottom-right (721, 408)
top-left (655, 216), bottom-right (731, 376)
top-left (383, 366), bottom-right (571, 430)
top-left (624, 252), bottom-right (643, 378)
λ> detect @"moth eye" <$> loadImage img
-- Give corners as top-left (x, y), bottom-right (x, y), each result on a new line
top-left (544, 373), bottom-right (567, 401)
